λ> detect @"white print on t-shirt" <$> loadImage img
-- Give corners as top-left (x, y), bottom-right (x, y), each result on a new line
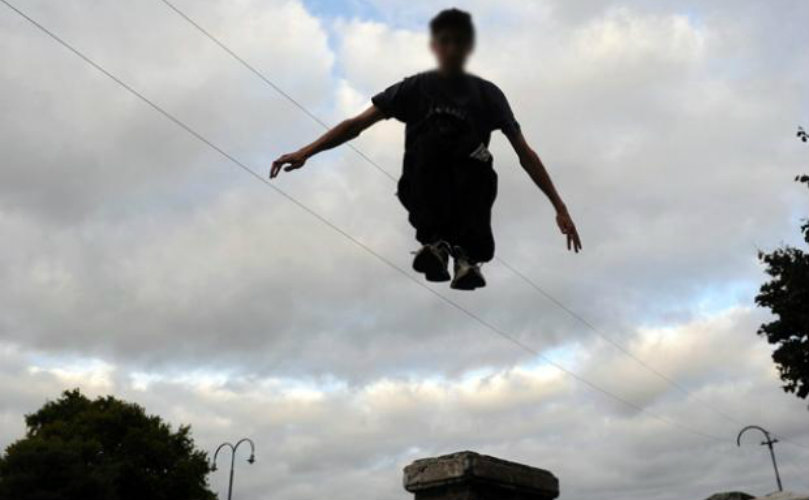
top-left (470, 143), bottom-right (492, 163)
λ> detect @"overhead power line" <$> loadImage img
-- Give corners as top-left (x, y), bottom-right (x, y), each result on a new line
top-left (153, 0), bottom-right (756, 431)
top-left (1, 0), bottom-right (728, 443)
top-left (155, 0), bottom-right (809, 452)
top-left (158, 0), bottom-right (396, 183)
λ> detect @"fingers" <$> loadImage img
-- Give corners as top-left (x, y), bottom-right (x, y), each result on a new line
top-left (559, 217), bottom-right (582, 253)
top-left (270, 152), bottom-right (306, 179)
top-left (569, 227), bottom-right (582, 253)
top-left (271, 154), bottom-right (304, 179)
top-left (270, 155), bottom-right (288, 179)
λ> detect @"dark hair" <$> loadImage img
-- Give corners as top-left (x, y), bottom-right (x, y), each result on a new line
top-left (430, 8), bottom-right (475, 42)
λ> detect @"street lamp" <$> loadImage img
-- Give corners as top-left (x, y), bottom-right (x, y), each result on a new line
top-left (737, 425), bottom-right (782, 492)
top-left (212, 438), bottom-right (256, 500)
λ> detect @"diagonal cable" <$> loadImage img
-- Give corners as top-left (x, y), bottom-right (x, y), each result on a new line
top-left (494, 258), bottom-right (747, 424)
top-left (158, 0), bottom-right (396, 182)
top-left (1, 0), bottom-right (727, 443)
top-left (154, 0), bottom-right (752, 430)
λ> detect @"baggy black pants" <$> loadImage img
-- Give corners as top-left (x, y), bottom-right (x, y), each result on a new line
top-left (397, 150), bottom-right (498, 263)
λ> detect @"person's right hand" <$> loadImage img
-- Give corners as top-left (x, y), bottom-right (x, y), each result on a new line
top-left (271, 151), bottom-right (307, 178)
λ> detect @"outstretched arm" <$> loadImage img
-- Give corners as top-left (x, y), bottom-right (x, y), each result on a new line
top-left (271, 105), bottom-right (385, 178)
top-left (506, 129), bottom-right (582, 253)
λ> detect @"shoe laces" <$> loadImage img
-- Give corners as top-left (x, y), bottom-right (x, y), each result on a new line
top-left (411, 240), bottom-right (451, 256)
top-left (433, 240), bottom-right (451, 255)
top-left (452, 246), bottom-right (480, 268)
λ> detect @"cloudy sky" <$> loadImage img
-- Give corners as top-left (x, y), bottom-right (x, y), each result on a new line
top-left (1, 0), bottom-right (808, 498)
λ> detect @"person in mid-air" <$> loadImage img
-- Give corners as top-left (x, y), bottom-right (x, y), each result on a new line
top-left (272, 8), bottom-right (581, 290)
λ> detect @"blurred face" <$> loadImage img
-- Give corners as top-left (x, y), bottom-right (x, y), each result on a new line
top-left (430, 29), bottom-right (474, 74)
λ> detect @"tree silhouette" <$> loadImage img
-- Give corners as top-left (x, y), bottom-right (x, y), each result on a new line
top-left (754, 129), bottom-right (809, 399)
top-left (0, 390), bottom-right (216, 500)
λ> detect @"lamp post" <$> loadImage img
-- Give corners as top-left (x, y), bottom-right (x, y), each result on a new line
top-left (737, 425), bottom-right (782, 492)
top-left (212, 438), bottom-right (256, 500)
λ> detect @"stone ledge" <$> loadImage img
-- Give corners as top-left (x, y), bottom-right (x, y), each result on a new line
top-left (404, 451), bottom-right (559, 500)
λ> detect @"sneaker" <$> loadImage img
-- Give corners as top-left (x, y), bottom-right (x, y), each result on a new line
top-left (451, 247), bottom-right (486, 290)
top-left (412, 241), bottom-right (451, 282)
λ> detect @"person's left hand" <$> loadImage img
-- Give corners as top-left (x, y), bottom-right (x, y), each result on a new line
top-left (556, 209), bottom-right (582, 253)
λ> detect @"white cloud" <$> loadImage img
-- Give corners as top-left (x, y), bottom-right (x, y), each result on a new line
top-left (1, 0), bottom-right (808, 499)
top-left (1, 307), bottom-right (807, 499)
top-left (574, 8), bottom-right (706, 65)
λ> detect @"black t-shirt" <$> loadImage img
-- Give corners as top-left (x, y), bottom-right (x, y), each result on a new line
top-left (372, 71), bottom-right (520, 151)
